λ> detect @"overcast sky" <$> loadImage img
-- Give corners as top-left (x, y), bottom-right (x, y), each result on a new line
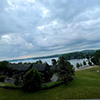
top-left (0, 0), bottom-right (100, 60)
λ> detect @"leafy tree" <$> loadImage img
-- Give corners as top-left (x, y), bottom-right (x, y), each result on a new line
top-left (14, 75), bottom-right (21, 86)
top-left (86, 54), bottom-right (90, 60)
top-left (0, 61), bottom-right (9, 75)
top-left (52, 59), bottom-right (57, 66)
top-left (35, 60), bottom-right (43, 64)
top-left (57, 56), bottom-right (75, 85)
top-left (0, 61), bottom-right (9, 70)
top-left (22, 68), bottom-right (42, 91)
top-left (43, 70), bottom-right (54, 82)
top-left (24, 62), bottom-right (28, 64)
top-left (0, 75), bottom-right (6, 82)
top-left (91, 57), bottom-right (97, 65)
top-left (83, 60), bottom-right (86, 66)
top-left (91, 50), bottom-right (100, 65)
top-left (7, 67), bottom-right (13, 77)
top-left (18, 62), bottom-right (22, 64)
top-left (38, 60), bottom-right (43, 64)
top-left (88, 61), bottom-right (92, 66)
top-left (27, 62), bottom-right (31, 64)
top-left (76, 63), bottom-right (80, 69)
top-left (80, 63), bottom-right (82, 67)
top-left (52, 59), bottom-right (57, 72)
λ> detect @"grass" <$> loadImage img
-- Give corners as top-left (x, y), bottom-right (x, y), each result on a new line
top-left (0, 66), bottom-right (100, 100)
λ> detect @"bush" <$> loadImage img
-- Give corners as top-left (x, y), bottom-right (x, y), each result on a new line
top-left (41, 81), bottom-right (62, 89)
top-left (0, 82), bottom-right (21, 90)
top-left (2, 85), bottom-right (20, 90)
top-left (0, 75), bottom-right (6, 82)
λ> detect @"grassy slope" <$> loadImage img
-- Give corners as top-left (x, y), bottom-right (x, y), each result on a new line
top-left (0, 66), bottom-right (100, 100)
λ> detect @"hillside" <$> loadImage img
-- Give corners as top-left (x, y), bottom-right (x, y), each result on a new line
top-left (0, 66), bottom-right (100, 99)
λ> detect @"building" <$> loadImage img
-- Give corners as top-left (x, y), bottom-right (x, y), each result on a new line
top-left (8, 63), bottom-right (32, 79)
top-left (30, 63), bottom-right (50, 81)
top-left (8, 63), bottom-right (50, 81)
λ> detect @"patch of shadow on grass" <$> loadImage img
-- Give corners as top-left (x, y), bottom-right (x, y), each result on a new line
top-left (90, 70), bottom-right (95, 71)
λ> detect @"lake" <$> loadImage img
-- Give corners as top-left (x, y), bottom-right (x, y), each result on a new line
top-left (11, 57), bottom-right (88, 68)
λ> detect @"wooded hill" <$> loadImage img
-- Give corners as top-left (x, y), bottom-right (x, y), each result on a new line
top-left (62, 50), bottom-right (96, 60)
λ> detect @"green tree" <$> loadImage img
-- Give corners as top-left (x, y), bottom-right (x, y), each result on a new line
top-left (27, 62), bottom-right (31, 64)
top-left (14, 75), bottom-right (21, 86)
top-left (0, 61), bottom-right (9, 75)
top-left (91, 57), bottom-right (96, 65)
top-left (52, 59), bottom-right (57, 72)
top-left (52, 59), bottom-right (57, 66)
top-left (91, 50), bottom-right (100, 65)
top-left (80, 63), bottom-right (82, 67)
top-left (76, 63), bottom-right (80, 69)
top-left (86, 54), bottom-right (90, 60)
top-left (0, 75), bottom-right (6, 82)
top-left (35, 60), bottom-right (43, 64)
top-left (7, 67), bottom-right (13, 77)
top-left (83, 60), bottom-right (86, 66)
top-left (24, 62), bottom-right (27, 64)
top-left (18, 62), bottom-right (22, 64)
top-left (88, 61), bottom-right (92, 66)
top-left (57, 56), bottom-right (75, 85)
top-left (22, 68), bottom-right (42, 91)
top-left (38, 60), bottom-right (43, 64)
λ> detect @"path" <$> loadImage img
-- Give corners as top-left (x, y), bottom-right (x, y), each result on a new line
top-left (42, 74), bottom-right (58, 85)
top-left (51, 74), bottom-right (58, 82)
top-left (75, 65), bottom-right (99, 71)
top-left (4, 77), bottom-right (14, 84)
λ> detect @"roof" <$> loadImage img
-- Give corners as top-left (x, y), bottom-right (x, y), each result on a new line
top-left (31, 63), bottom-right (50, 71)
top-left (8, 64), bottom-right (31, 71)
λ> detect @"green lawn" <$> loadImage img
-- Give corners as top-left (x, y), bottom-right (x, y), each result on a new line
top-left (0, 66), bottom-right (100, 100)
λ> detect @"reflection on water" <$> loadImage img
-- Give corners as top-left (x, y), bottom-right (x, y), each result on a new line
top-left (11, 57), bottom-right (88, 68)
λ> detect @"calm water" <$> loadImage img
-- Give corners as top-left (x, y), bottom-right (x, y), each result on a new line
top-left (11, 57), bottom-right (88, 68)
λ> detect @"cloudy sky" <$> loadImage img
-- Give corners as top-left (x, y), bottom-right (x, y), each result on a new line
top-left (0, 0), bottom-right (100, 60)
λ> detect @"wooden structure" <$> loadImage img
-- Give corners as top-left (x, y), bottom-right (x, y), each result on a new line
top-left (8, 63), bottom-right (50, 80)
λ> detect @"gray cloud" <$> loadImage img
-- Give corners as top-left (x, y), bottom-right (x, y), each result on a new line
top-left (0, 0), bottom-right (100, 60)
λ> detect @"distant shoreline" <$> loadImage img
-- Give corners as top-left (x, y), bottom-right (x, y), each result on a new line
top-left (7, 49), bottom-right (96, 62)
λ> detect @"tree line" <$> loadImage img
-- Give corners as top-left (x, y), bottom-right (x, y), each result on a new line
top-left (62, 51), bottom-right (94, 60)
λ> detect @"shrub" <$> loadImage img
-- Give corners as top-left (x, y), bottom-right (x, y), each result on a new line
top-left (0, 82), bottom-right (21, 90)
top-left (0, 75), bottom-right (6, 82)
top-left (41, 81), bottom-right (62, 89)
top-left (2, 85), bottom-right (20, 90)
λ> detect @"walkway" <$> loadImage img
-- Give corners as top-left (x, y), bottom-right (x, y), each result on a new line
top-left (75, 65), bottom-right (99, 71)
top-left (51, 74), bottom-right (58, 82)
top-left (42, 74), bottom-right (58, 85)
